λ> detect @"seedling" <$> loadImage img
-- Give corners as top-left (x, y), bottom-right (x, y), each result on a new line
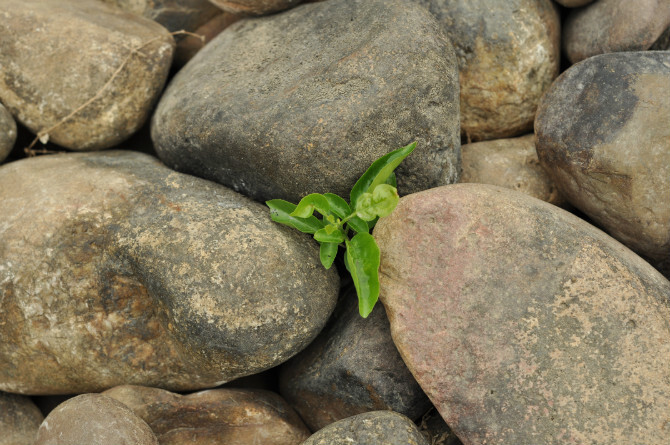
top-left (266, 142), bottom-right (415, 317)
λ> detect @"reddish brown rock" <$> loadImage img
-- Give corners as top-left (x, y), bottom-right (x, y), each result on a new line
top-left (104, 385), bottom-right (310, 445)
top-left (0, 392), bottom-right (44, 445)
top-left (208, 0), bottom-right (304, 16)
top-left (174, 12), bottom-right (241, 67)
top-left (375, 184), bottom-right (670, 444)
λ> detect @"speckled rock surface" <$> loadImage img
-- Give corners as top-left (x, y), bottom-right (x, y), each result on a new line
top-left (536, 52), bottom-right (670, 264)
top-left (374, 184), bottom-right (670, 444)
top-left (208, 0), bottom-right (304, 15)
top-left (104, 385), bottom-right (310, 445)
top-left (416, 0), bottom-right (560, 141)
top-left (0, 151), bottom-right (339, 395)
top-left (34, 394), bottom-right (157, 445)
top-left (460, 134), bottom-right (564, 206)
top-left (564, 0), bottom-right (670, 63)
top-left (152, 0), bottom-right (460, 203)
top-left (0, 0), bottom-right (174, 151)
top-left (279, 288), bottom-right (431, 431)
top-left (0, 392), bottom-right (44, 445)
top-left (0, 103), bottom-right (16, 163)
top-left (302, 411), bottom-right (429, 445)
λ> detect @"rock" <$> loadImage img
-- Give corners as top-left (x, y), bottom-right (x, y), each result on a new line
top-left (302, 411), bottom-right (429, 445)
top-left (553, 0), bottom-right (594, 6)
top-left (174, 12), bottom-right (241, 67)
top-left (0, 0), bottom-right (174, 151)
top-left (563, 0), bottom-right (670, 63)
top-left (535, 51), bottom-right (670, 264)
top-left (152, 0), bottom-right (460, 204)
top-left (374, 184), bottom-right (670, 444)
top-left (417, 408), bottom-right (463, 445)
top-left (416, 0), bottom-right (560, 141)
top-left (0, 391), bottom-right (44, 445)
top-left (279, 288), bottom-right (431, 431)
top-left (104, 385), bottom-right (310, 445)
top-left (0, 151), bottom-right (338, 394)
top-left (101, 0), bottom-right (221, 33)
top-left (460, 134), bottom-right (565, 206)
top-left (208, 0), bottom-right (304, 16)
top-left (0, 103), bottom-right (16, 163)
top-left (651, 24), bottom-right (670, 50)
top-left (34, 394), bottom-right (157, 445)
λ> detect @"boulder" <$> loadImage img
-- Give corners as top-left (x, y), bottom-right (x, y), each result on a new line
top-left (0, 392), bottom-right (44, 445)
top-left (208, 0), bottom-right (304, 16)
top-left (0, 151), bottom-right (338, 394)
top-left (0, 0), bottom-right (174, 151)
top-left (0, 103), bottom-right (16, 163)
top-left (152, 0), bottom-right (460, 204)
top-left (374, 184), bottom-right (670, 444)
top-left (535, 51), bottom-right (670, 264)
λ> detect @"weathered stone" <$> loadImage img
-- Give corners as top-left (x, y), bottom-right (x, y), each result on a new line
top-left (174, 12), bottom-right (241, 67)
top-left (415, 0), bottom-right (560, 141)
top-left (553, 0), bottom-right (594, 6)
top-left (0, 392), bottom-right (43, 445)
top-left (152, 0), bottom-right (460, 204)
top-left (0, 103), bottom-right (16, 163)
top-left (374, 183), bottom-right (670, 444)
top-left (564, 0), bottom-right (670, 63)
top-left (34, 394), bottom-right (157, 445)
top-left (104, 385), bottom-right (310, 445)
top-left (0, 0), bottom-right (174, 151)
top-left (302, 411), bottom-right (429, 445)
top-left (279, 288), bottom-right (431, 431)
top-left (208, 0), bottom-right (303, 16)
top-left (0, 151), bottom-right (338, 394)
top-left (417, 408), bottom-right (463, 445)
top-left (535, 51), bottom-right (670, 264)
top-left (460, 134), bottom-right (565, 206)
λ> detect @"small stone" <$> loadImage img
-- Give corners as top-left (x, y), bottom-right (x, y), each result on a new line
top-left (174, 12), bottom-right (241, 67)
top-left (104, 385), bottom-right (310, 445)
top-left (279, 288), bottom-right (431, 431)
top-left (208, 0), bottom-right (304, 16)
top-left (0, 0), bottom-right (174, 151)
top-left (535, 51), bottom-right (670, 264)
top-left (152, 0), bottom-right (460, 203)
top-left (460, 134), bottom-right (565, 206)
top-left (563, 0), bottom-right (670, 63)
top-left (374, 183), bottom-right (670, 444)
top-left (302, 411), bottom-right (429, 445)
top-left (35, 394), bottom-right (157, 445)
top-left (0, 151), bottom-right (338, 394)
top-left (0, 103), bottom-right (16, 163)
top-left (0, 391), bottom-right (44, 445)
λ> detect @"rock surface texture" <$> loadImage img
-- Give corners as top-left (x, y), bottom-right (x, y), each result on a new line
top-left (536, 51), bottom-right (670, 264)
top-left (34, 394), bottom-right (158, 445)
top-left (563, 0), bottom-right (670, 63)
top-left (152, 0), bottom-right (460, 203)
top-left (104, 385), bottom-right (310, 445)
top-left (0, 0), bottom-right (174, 151)
top-left (0, 392), bottom-right (44, 445)
top-left (0, 103), bottom-right (16, 163)
top-left (0, 151), bottom-right (338, 394)
top-left (279, 289), bottom-right (431, 431)
top-left (302, 411), bottom-right (429, 445)
top-left (374, 184), bottom-right (670, 444)
top-left (416, 0), bottom-right (560, 141)
top-left (208, 0), bottom-right (304, 16)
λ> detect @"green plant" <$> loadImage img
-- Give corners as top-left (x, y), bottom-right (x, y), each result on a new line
top-left (266, 142), bottom-right (415, 317)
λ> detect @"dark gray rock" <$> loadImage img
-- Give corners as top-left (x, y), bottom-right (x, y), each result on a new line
top-left (0, 151), bottom-right (338, 394)
top-left (208, 0), bottom-right (304, 16)
top-left (0, 392), bottom-right (44, 445)
top-left (152, 0), bottom-right (460, 204)
top-left (302, 411), bottom-right (429, 445)
top-left (279, 288), bottom-right (431, 431)
top-left (0, 103), bottom-right (16, 163)
top-left (535, 51), bottom-right (670, 265)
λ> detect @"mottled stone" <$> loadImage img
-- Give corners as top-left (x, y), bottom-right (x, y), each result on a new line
top-left (35, 394), bottom-right (157, 445)
top-left (174, 12), bottom-right (241, 67)
top-left (0, 392), bottom-right (43, 445)
top-left (0, 103), bottom-right (16, 163)
top-left (279, 288), bottom-right (431, 431)
top-left (104, 385), bottom-right (310, 445)
top-left (0, 0), bottom-right (174, 151)
top-left (0, 151), bottom-right (338, 394)
top-left (460, 134), bottom-right (565, 206)
top-left (375, 184), bottom-right (670, 444)
top-left (417, 408), bottom-right (463, 445)
top-left (302, 411), bottom-right (429, 445)
top-left (416, 0), bottom-right (560, 141)
top-left (564, 0), bottom-right (670, 63)
top-left (208, 0), bottom-right (303, 16)
top-left (152, 0), bottom-right (460, 204)
top-left (536, 51), bottom-right (670, 263)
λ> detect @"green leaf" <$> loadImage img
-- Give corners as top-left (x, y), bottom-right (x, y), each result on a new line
top-left (291, 193), bottom-right (330, 218)
top-left (314, 227), bottom-right (345, 243)
top-left (345, 232), bottom-right (381, 318)
top-left (350, 142), bottom-right (416, 208)
top-left (355, 184), bottom-right (399, 221)
top-left (319, 242), bottom-right (338, 269)
top-left (346, 216), bottom-right (370, 234)
top-left (323, 193), bottom-right (351, 219)
top-left (385, 172), bottom-right (397, 188)
top-left (266, 199), bottom-right (324, 234)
